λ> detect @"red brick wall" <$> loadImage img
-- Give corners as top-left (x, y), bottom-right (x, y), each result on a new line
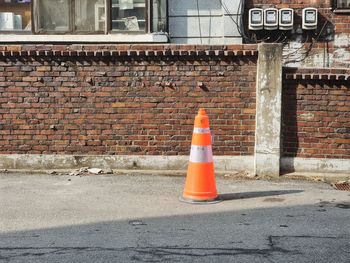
top-left (0, 45), bottom-right (257, 156)
top-left (282, 68), bottom-right (350, 159)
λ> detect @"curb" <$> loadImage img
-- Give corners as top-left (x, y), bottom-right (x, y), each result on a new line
top-left (0, 169), bottom-right (349, 184)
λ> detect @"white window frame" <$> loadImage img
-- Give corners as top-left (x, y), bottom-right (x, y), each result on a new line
top-left (0, 0), bottom-right (168, 43)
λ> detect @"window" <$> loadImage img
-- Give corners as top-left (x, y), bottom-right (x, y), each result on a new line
top-left (0, 0), bottom-right (167, 34)
top-left (35, 0), bottom-right (71, 33)
top-left (334, 0), bottom-right (350, 12)
top-left (152, 0), bottom-right (166, 32)
top-left (34, 0), bottom-right (105, 33)
top-left (0, 0), bottom-right (32, 32)
top-left (111, 0), bottom-right (146, 32)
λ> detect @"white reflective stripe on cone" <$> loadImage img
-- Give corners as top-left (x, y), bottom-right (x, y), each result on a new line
top-left (189, 145), bottom-right (213, 163)
top-left (193, 127), bottom-right (210, 134)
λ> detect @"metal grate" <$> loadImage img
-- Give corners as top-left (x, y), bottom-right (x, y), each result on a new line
top-left (333, 182), bottom-right (350, 191)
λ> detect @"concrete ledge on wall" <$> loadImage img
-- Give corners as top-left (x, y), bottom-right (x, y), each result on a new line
top-left (281, 157), bottom-right (350, 175)
top-left (0, 154), bottom-right (254, 173)
top-left (0, 33), bottom-right (169, 43)
top-left (284, 67), bottom-right (350, 81)
top-left (0, 155), bottom-right (348, 176)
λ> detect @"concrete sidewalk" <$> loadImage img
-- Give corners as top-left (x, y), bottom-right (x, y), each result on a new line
top-left (0, 174), bottom-right (349, 262)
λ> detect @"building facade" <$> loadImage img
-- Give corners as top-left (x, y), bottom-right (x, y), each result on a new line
top-left (0, 0), bottom-right (349, 175)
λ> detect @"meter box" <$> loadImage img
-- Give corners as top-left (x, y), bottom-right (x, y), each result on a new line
top-left (249, 8), bottom-right (263, 30)
top-left (279, 8), bottom-right (294, 30)
top-left (302, 8), bottom-right (318, 30)
top-left (264, 8), bottom-right (278, 30)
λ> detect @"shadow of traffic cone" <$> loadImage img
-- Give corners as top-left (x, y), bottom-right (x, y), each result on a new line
top-left (180, 108), bottom-right (220, 204)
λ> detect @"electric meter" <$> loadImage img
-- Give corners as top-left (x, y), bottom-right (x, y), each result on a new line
top-left (249, 8), bottom-right (263, 30)
top-left (302, 8), bottom-right (318, 30)
top-left (264, 8), bottom-right (278, 30)
top-left (279, 8), bottom-right (294, 30)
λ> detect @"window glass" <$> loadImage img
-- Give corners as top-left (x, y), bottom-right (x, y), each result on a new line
top-left (111, 0), bottom-right (146, 31)
top-left (1, 0), bottom-right (168, 35)
top-left (152, 0), bottom-right (167, 32)
top-left (75, 0), bottom-right (105, 32)
top-left (337, 0), bottom-right (350, 8)
top-left (0, 0), bottom-right (32, 31)
top-left (35, 0), bottom-right (70, 32)
top-left (337, 0), bottom-right (350, 9)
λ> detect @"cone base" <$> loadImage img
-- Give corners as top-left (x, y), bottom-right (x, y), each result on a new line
top-left (184, 162), bottom-right (217, 200)
top-left (179, 196), bottom-right (221, 205)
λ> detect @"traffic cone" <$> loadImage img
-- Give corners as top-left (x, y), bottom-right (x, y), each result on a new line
top-left (180, 108), bottom-right (220, 204)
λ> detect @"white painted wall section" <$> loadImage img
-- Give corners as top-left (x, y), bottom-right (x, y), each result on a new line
top-left (282, 157), bottom-right (350, 174)
top-left (168, 0), bottom-right (243, 44)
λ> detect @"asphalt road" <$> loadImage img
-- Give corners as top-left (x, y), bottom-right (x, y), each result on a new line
top-left (0, 173), bottom-right (349, 262)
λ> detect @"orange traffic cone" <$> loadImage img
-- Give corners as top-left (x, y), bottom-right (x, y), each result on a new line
top-left (180, 108), bottom-right (220, 204)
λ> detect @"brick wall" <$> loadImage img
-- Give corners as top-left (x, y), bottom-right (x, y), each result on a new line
top-left (282, 68), bottom-right (350, 159)
top-left (246, 0), bottom-right (350, 68)
top-left (0, 44), bottom-right (257, 156)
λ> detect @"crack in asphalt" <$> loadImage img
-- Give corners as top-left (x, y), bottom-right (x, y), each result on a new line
top-left (0, 245), bottom-right (296, 261)
top-left (133, 246), bottom-right (295, 260)
top-left (0, 235), bottom-right (349, 262)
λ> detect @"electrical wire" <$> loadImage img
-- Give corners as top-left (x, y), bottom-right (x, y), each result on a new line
top-left (218, 0), bottom-right (270, 43)
top-left (236, 0), bottom-right (286, 44)
top-left (273, 33), bottom-right (287, 43)
top-left (218, 0), bottom-right (324, 49)
top-left (219, 0), bottom-right (250, 42)
top-left (282, 35), bottom-right (310, 58)
top-left (238, 0), bottom-right (263, 43)
top-left (196, 0), bottom-right (203, 44)
top-left (284, 20), bottom-right (329, 64)
top-left (238, 0), bottom-right (255, 43)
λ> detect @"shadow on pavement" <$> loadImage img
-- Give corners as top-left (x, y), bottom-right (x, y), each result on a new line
top-left (0, 202), bottom-right (349, 262)
top-left (218, 190), bottom-right (304, 201)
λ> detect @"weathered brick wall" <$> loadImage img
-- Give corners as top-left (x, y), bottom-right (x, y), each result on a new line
top-left (246, 0), bottom-right (350, 68)
top-left (0, 45), bottom-right (257, 156)
top-left (282, 68), bottom-right (350, 159)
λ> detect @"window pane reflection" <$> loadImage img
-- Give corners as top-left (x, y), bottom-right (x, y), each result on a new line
top-left (0, 0), bottom-right (32, 31)
top-left (76, 0), bottom-right (105, 32)
top-left (111, 0), bottom-right (146, 31)
top-left (36, 0), bottom-right (70, 32)
top-left (152, 0), bottom-right (167, 32)
top-left (337, 0), bottom-right (350, 8)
